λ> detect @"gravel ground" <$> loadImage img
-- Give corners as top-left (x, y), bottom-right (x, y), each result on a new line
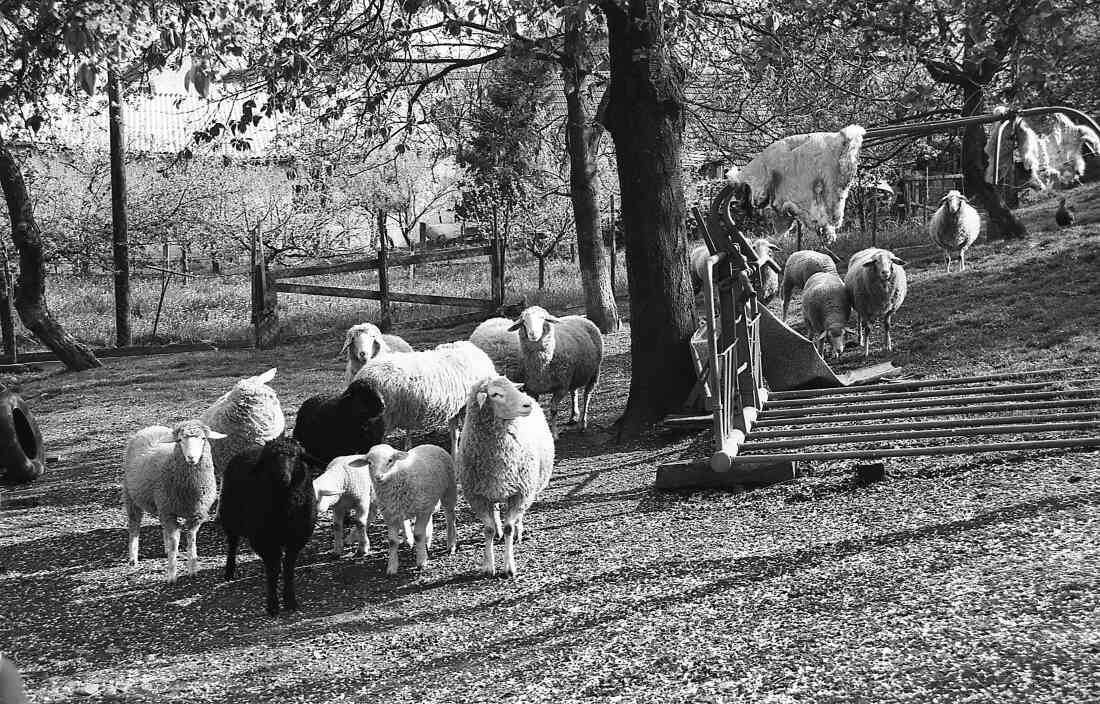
top-left (2, 228), bottom-right (1099, 703)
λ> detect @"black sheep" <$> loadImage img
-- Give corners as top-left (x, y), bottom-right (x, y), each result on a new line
top-left (292, 379), bottom-right (386, 467)
top-left (219, 436), bottom-right (317, 617)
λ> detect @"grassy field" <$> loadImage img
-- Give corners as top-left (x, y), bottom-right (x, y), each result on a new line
top-left (1, 198), bottom-right (1098, 703)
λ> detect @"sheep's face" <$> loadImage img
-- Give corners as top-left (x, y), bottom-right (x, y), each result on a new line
top-left (363, 443), bottom-right (407, 480)
top-left (862, 251), bottom-right (906, 283)
top-left (940, 190), bottom-right (966, 214)
top-left (169, 422), bottom-right (227, 467)
top-left (344, 380), bottom-right (386, 421)
top-left (475, 376), bottom-right (534, 420)
top-left (261, 437), bottom-right (310, 488)
top-left (509, 306), bottom-right (559, 345)
top-left (342, 324), bottom-right (383, 364)
top-left (817, 326), bottom-right (853, 359)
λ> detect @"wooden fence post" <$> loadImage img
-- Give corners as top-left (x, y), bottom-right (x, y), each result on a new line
top-left (489, 230), bottom-right (502, 308)
top-left (0, 246), bottom-right (15, 364)
top-left (250, 227), bottom-right (278, 349)
top-left (377, 210), bottom-right (392, 332)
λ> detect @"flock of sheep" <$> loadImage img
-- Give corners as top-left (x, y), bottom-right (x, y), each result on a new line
top-left (691, 189), bottom-right (982, 358)
top-left (119, 308), bottom-right (604, 616)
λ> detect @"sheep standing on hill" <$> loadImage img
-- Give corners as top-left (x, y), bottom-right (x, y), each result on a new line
top-left (781, 250), bottom-right (838, 321)
top-left (844, 248), bottom-right (908, 358)
top-left (929, 190), bottom-right (981, 272)
top-left (510, 306), bottom-right (603, 438)
top-left (292, 379), bottom-right (386, 466)
top-left (801, 272), bottom-right (854, 359)
top-left (200, 368), bottom-right (285, 479)
top-left (363, 443), bottom-right (457, 576)
top-left (122, 420), bottom-right (226, 583)
top-left (456, 376), bottom-right (554, 578)
top-left (469, 317), bottom-right (524, 382)
top-left (220, 436), bottom-right (317, 617)
top-left (353, 341), bottom-right (497, 450)
top-left (313, 454), bottom-right (378, 558)
top-left (341, 323), bottom-right (414, 385)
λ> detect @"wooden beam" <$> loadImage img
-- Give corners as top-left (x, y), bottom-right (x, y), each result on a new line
top-left (13, 342), bottom-right (219, 363)
top-left (767, 367), bottom-right (1099, 400)
top-left (734, 437), bottom-right (1100, 463)
top-left (754, 397), bottom-right (1100, 427)
top-left (274, 282), bottom-right (494, 309)
top-left (765, 380), bottom-right (1096, 409)
top-left (748, 412), bottom-right (1100, 438)
top-left (656, 458), bottom-right (799, 490)
top-left (761, 388), bottom-right (1100, 419)
top-left (270, 245), bottom-right (494, 280)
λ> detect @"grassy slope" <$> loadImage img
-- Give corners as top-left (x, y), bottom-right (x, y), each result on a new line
top-left (1, 207), bottom-right (1099, 703)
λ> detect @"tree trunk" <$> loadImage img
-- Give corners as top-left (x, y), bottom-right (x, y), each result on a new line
top-left (108, 66), bottom-right (132, 346)
top-left (0, 141), bottom-right (101, 370)
top-left (562, 14), bottom-right (619, 333)
top-left (960, 85), bottom-right (1027, 239)
top-left (537, 254), bottom-right (546, 289)
top-left (600, 0), bottom-right (696, 438)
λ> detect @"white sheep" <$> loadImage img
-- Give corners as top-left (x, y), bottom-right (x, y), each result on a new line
top-left (801, 272), bottom-right (854, 359)
top-left (313, 454), bottom-right (378, 558)
top-left (781, 250), bottom-right (838, 321)
top-left (929, 190), bottom-right (981, 273)
top-left (200, 367), bottom-right (285, 479)
top-left (509, 306), bottom-right (603, 438)
top-left (353, 341), bottom-right (497, 450)
top-left (121, 419), bottom-right (227, 583)
top-left (469, 317), bottom-right (524, 382)
top-left (341, 322), bottom-right (414, 385)
top-left (362, 443), bottom-right (457, 576)
top-left (455, 376), bottom-right (554, 578)
top-left (844, 248), bottom-right (908, 358)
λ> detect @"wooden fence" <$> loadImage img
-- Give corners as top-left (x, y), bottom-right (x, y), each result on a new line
top-left (251, 212), bottom-right (506, 348)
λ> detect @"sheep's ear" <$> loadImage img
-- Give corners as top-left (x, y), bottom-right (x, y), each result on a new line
top-left (257, 368), bottom-right (277, 384)
top-left (476, 390), bottom-right (488, 407)
top-left (371, 338), bottom-right (382, 358)
top-left (513, 382), bottom-right (525, 391)
top-left (891, 256), bottom-right (907, 266)
top-left (544, 314), bottom-right (561, 324)
top-left (347, 457), bottom-right (370, 469)
top-left (206, 429), bottom-right (228, 440)
top-left (507, 321), bottom-right (523, 332)
top-left (339, 340), bottom-right (350, 356)
top-left (767, 242), bottom-right (781, 251)
top-left (939, 193), bottom-right (951, 203)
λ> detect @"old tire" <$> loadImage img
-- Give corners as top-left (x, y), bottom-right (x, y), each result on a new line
top-left (0, 391), bottom-right (44, 483)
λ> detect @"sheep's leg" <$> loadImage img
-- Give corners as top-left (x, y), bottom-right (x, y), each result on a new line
top-left (467, 495), bottom-right (496, 576)
top-left (404, 428), bottom-right (414, 451)
top-left (425, 514), bottom-right (435, 551)
top-left (385, 523), bottom-right (404, 576)
top-left (444, 502), bottom-right (457, 555)
top-left (944, 253), bottom-right (952, 273)
top-left (959, 250), bottom-right (966, 272)
top-left (548, 390), bottom-right (567, 439)
top-left (884, 314), bottom-right (893, 351)
top-left (403, 519), bottom-right (414, 546)
top-left (185, 522), bottom-right (201, 577)
top-left (579, 378), bottom-right (597, 432)
top-left (281, 548), bottom-right (300, 613)
top-left (125, 498), bottom-right (142, 566)
top-left (161, 521), bottom-right (181, 584)
top-left (352, 510), bottom-right (369, 557)
top-left (332, 508), bottom-right (345, 557)
top-left (413, 514), bottom-right (431, 570)
top-left (566, 389), bottom-right (579, 425)
top-left (500, 497), bottom-right (528, 578)
top-left (448, 416), bottom-right (461, 454)
top-left (861, 317), bottom-right (873, 358)
top-left (782, 294), bottom-right (790, 321)
top-left (224, 533), bottom-right (240, 581)
top-left (260, 549), bottom-right (281, 616)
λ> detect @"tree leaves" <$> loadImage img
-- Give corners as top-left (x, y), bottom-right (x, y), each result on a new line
top-left (76, 62), bottom-right (98, 96)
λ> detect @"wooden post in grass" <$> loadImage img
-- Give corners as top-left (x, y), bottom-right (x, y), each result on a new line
top-left (0, 246), bottom-right (15, 363)
top-left (250, 226), bottom-right (278, 349)
top-left (377, 210), bottom-right (392, 332)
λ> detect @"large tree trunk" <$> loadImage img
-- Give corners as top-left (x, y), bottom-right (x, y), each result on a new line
top-left (108, 66), bottom-right (132, 346)
top-left (600, 0), bottom-right (697, 438)
top-left (562, 15), bottom-right (619, 334)
top-left (0, 141), bottom-right (101, 371)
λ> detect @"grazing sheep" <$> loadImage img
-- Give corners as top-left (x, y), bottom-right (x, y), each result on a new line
top-left (844, 248), bottom-right (908, 358)
top-left (801, 272), bottom-right (854, 359)
top-left (363, 443), bottom-right (457, 576)
top-left (509, 306), bottom-right (603, 438)
top-left (200, 368), bottom-right (285, 479)
top-left (749, 237), bottom-right (781, 303)
top-left (353, 341), bottom-right (497, 450)
top-left (929, 190), bottom-right (981, 272)
top-left (292, 379), bottom-right (387, 466)
top-left (469, 317), bottom-right (524, 382)
top-left (456, 376), bottom-right (554, 578)
top-left (1056, 198), bottom-right (1076, 228)
top-left (220, 436), bottom-right (317, 617)
top-left (121, 420), bottom-right (226, 583)
top-left (781, 250), bottom-right (838, 321)
top-left (313, 454), bottom-right (378, 558)
top-left (689, 243), bottom-right (710, 294)
top-left (341, 323), bottom-right (414, 385)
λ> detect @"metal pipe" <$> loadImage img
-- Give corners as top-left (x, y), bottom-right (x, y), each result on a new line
top-left (753, 397), bottom-right (1100, 428)
top-left (767, 367), bottom-right (1099, 400)
top-left (746, 412), bottom-right (1100, 439)
top-left (761, 388), bottom-right (1100, 419)
top-left (734, 437), bottom-right (1100, 464)
top-left (766, 380), bottom-right (1096, 409)
top-left (740, 420), bottom-right (1100, 451)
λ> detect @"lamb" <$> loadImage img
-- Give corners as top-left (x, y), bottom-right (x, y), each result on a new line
top-left (749, 238), bottom-right (781, 303)
top-left (844, 248), bottom-right (908, 358)
top-left (353, 340), bottom-right (497, 450)
top-left (928, 190), bottom-right (981, 272)
top-left (801, 272), bottom-right (854, 359)
top-left (292, 378), bottom-right (387, 466)
top-left (313, 454), bottom-right (378, 558)
top-left (200, 368), bottom-right (285, 479)
top-left (455, 376), bottom-right (554, 578)
top-left (469, 317), bottom-right (524, 382)
top-left (121, 419), bottom-right (227, 583)
top-left (781, 250), bottom-right (838, 320)
top-left (341, 322), bottom-right (414, 385)
top-left (362, 443), bottom-right (457, 576)
top-left (509, 306), bottom-right (603, 438)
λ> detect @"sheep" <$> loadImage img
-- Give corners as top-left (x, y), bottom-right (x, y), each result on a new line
top-left (313, 454), bottom-right (379, 558)
top-left (341, 323), bottom-right (414, 385)
top-left (200, 368), bottom-right (285, 479)
top-left (509, 306), bottom-right (603, 438)
top-left (749, 237), bottom-right (781, 303)
top-left (456, 376), bottom-right (554, 578)
top-left (801, 272), bottom-right (854, 359)
top-left (1056, 197), bottom-right (1076, 228)
top-left (220, 436), bottom-right (317, 617)
top-left (362, 443), bottom-right (457, 576)
top-left (121, 420), bottom-right (227, 583)
top-left (353, 340), bottom-right (497, 450)
top-left (469, 317), bottom-right (524, 382)
top-left (292, 378), bottom-right (387, 466)
top-left (781, 250), bottom-right (838, 321)
top-left (929, 190), bottom-right (981, 272)
top-left (689, 243), bottom-right (710, 294)
top-left (844, 248), bottom-right (908, 358)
